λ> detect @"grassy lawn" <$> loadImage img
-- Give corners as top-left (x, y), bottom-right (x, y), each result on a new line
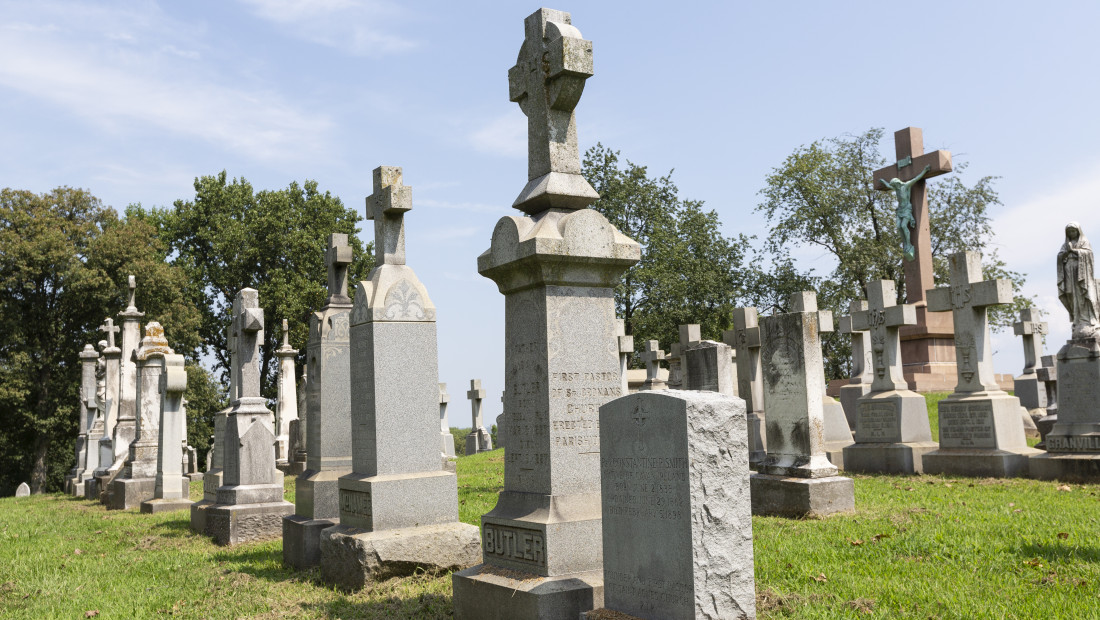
top-left (2, 432), bottom-right (1096, 618)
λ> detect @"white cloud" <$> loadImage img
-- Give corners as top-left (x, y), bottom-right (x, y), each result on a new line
top-left (237, 0), bottom-right (418, 56)
top-left (470, 112), bottom-right (527, 159)
top-left (0, 1), bottom-right (333, 163)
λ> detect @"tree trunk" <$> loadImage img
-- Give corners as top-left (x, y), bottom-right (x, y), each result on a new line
top-left (30, 433), bottom-right (49, 494)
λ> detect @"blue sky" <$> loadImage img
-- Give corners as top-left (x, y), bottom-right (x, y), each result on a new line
top-left (3, 1), bottom-right (1099, 426)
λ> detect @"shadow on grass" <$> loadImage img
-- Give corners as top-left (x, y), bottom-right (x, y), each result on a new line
top-left (150, 515), bottom-right (197, 537)
top-left (1018, 543), bottom-right (1100, 563)
top-left (309, 591), bottom-right (454, 620)
top-left (213, 544), bottom-right (297, 583)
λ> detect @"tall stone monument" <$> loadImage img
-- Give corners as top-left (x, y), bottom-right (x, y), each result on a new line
top-left (141, 352), bottom-right (191, 513)
top-left (100, 276), bottom-right (144, 505)
top-left (838, 301), bottom-right (873, 428)
top-left (723, 307), bottom-right (767, 470)
top-left (452, 9), bottom-right (641, 618)
top-left (67, 344), bottom-right (100, 495)
top-left (284, 235), bottom-right (355, 567)
top-left (319, 165), bottom-right (480, 590)
top-left (587, 391), bottom-right (755, 620)
top-left (872, 127), bottom-right (955, 391)
top-left (922, 252), bottom-right (1040, 477)
top-left (751, 292), bottom-right (854, 517)
top-left (1013, 308), bottom-right (1049, 411)
top-left (82, 340), bottom-right (109, 499)
top-left (206, 288), bottom-right (294, 545)
top-left (843, 280), bottom-right (938, 473)
top-left (91, 319), bottom-right (121, 499)
top-left (191, 326), bottom-right (233, 533)
top-left (275, 319), bottom-right (299, 472)
top-left (440, 383), bottom-right (456, 460)
top-left (465, 379), bottom-right (493, 454)
top-left (287, 360), bottom-right (309, 476)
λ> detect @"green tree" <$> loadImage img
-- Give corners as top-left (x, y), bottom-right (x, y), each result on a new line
top-left (146, 171), bottom-right (375, 400)
top-left (583, 144), bottom-right (753, 356)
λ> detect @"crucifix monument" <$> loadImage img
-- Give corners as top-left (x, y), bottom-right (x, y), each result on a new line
top-left (872, 127), bottom-right (955, 391)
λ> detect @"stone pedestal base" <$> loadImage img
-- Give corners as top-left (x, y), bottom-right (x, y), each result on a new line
top-left (839, 383), bottom-right (870, 428)
top-left (825, 442), bottom-right (853, 470)
top-left (82, 478), bottom-right (99, 500)
top-left (140, 497), bottom-right (193, 514)
top-left (452, 565), bottom-right (603, 620)
top-left (750, 474), bottom-right (854, 518)
top-left (107, 477), bottom-right (155, 510)
top-left (206, 501), bottom-right (295, 546)
top-left (843, 442), bottom-right (939, 474)
top-left (320, 522), bottom-right (480, 590)
top-left (283, 515), bottom-right (337, 569)
top-left (186, 473), bottom-right (204, 482)
top-left (286, 460), bottom-right (306, 476)
top-left (190, 500), bottom-right (213, 533)
top-left (1029, 453), bottom-right (1100, 482)
top-left (922, 448), bottom-right (1039, 478)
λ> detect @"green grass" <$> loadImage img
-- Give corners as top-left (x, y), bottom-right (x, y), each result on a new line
top-left (2, 447), bottom-right (1096, 618)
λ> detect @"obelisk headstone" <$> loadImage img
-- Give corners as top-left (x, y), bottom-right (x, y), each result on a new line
top-left (452, 9), bottom-right (641, 618)
top-left (275, 319), bottom-right (299, 472)
top-left (91, 319), bottom-right (121, 499)
top-left (320, 165), bottom-right (480, 589)
top-left (843, 280), bottom-right (938, 474)
top-left (190, 326), bottom-right (233, 533)
top-left (723, 307), bottom-right (767, 470)
top-left (83, 339), bottom-right (109, 499)
top-left (750, 292), bottom-right (854, 518)
top-left (100, 277), bottom-right (143, 505)
top-left (67, 344), bottom-right (100, 496)
top-left (838, 301), bottom-right (873, 428)
top-left (922, 252), bottom-right (1040, 477)
top-left (141, 353), bottom-right (191, 513)
top-left (465, 379), bottom-right (493, 454)
top-left (287, 360), bottom-right (309, 476)
top-left (206, 289), bottom-right (294, 545)
top-left (1013, 309), bottom-right (1049, 411)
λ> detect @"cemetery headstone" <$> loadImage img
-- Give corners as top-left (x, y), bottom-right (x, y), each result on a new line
top-left (67, 344), bottom-right (100, 496)
top-left (206, 288), bottom-right (294, 545)
top-left (465, 379), bottom-right (493, 454)
top-left (838, 301), bottom-right (873, 428)
top-left (320, 165), bottom-right (479, 589)
top-left (100, 276), bottom-right (143, 505)
top-left (677, 324), bottom-right (702, 388)
top-left (666, 343), bottom-right (684, 389)
top-left (284, 235), bottom-right (355, 568)
top-left (723, 307), bottom-right (767, 470)
top-left (84, 339), bottom-right (109, 499)
top-left (191, 326), bottom-right (233, 533)
top-left (91, 318), bottom-right (121, 499)
top-left (804, 297), bottom-right (856, 468)
top-left (1035, 355), bottom-right (1058, 448)
top-left (15, 482), bottom-right (30, 497)
top-left (683, 339), bottom-right (735, 396)
top-left (275, 319), bottom-right (299, 472)
top-left (751, 292), bottom-right (854, 517)
top-left (843, 280), bottom-right (938, 474)
top-left (587, 390), bottom-right (755, 620)
top-left (440, 383), bottom-right (456, 459)
top-left (614, 319), bottom-right (633, 396)
top-left (287, 360), bottom-right (309, 476)
top-left (141, 352), bottom-right (191, 513)
top-left (873, 127), bottom-right (956, 391)
top-left (638, 340), bottom-right (667, 391)
top-left (922, 252), bottom-right (1040, 476)
top-left (1013, 308), bottom-right (1049, 410)
top-left (451, 9), bottom-right (641, 618)
top-left (1031, 223), bottom-right (1100, 480)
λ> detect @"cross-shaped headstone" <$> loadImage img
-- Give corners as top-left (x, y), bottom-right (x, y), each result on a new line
top-left (722, 308), bottom-right (763, 413)
top-left (614, 319), bottom-right (633, 394)
top-left (467, 379), bottom-right (486, 429)
top-left (99, 318), bottom-right (120, 349)
top-left (365, 165), bottom-right (411, 267)
top-left (839, 301), bottom-right (873, 385)
top-left (789, 291), bottom-right (834, 332)
top-left (279, 318), bottom-right (291, 349)
top-left (1013, 308), bottom-right (1047, 375)
top-left (852, 280), bottom-right (918, 392)
top-left (927, 251), bottom-right (1014, 392)
top-left (232, 288), bottom-right (264, 399)
top-left (872, 127), bottom-right (953, 304)
top-left (639, 340), bottom-right (666, 390)
top-left (324, 233), bottom-right (353, 306)
top-left (507, 8), bottom-right (598, 213)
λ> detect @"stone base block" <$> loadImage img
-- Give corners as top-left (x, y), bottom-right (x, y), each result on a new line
top-left (839, 383), bottom-right (871, 429)
top-left (443, 459), bottom-right (457, 474)
top-left (452, 565), bottom-right (603, 620)
top-left (205, 501), bottom-right (295, 546)
top-left (190, 500), bottom-right (213, 533)
top-left (186, 473), bottom-right (204, 482)
top-left (750, 474), bottom-right (854, 518)
top-left (825, 442), bottom-right (853, 470)
top-left (922, 448), bottom-right (1040, 478)
top-left (286, 461), bottom-right (306, 476)
top-left (293, 469), bottom-right (345, 523)
top-left (82, 478), bottom-right (99, 500)
top-left (321, 521), bottom-right (481, 590)
top-left (140, 497), bottom-right (194, 514)
top-left (107, 477), bottom-right (155, 510)
top-left (842, 441), bottom-right (939, 475)
top-left (1029, 453), bottom-right (1100, 482)
top-left (283, 515), bottom-right (337, 569)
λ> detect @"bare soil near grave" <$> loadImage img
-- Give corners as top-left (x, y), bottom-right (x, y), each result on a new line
top-left (2, 433), bottom-right (1097, 618)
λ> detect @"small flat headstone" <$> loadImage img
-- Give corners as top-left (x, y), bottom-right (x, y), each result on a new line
top-left (15, 482), bottom-right (30, 497)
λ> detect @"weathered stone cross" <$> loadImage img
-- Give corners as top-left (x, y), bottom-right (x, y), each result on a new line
top-left (723, 308), bottom-right (763, 413)
top-left (467, 379), bottom-right (486, 429)
top-left (324, 233), bottom-right (353, 307)
top-left (927, 251), bottom-right (1013, 392)
top-left (99, 318), bottom-right (120, 349)
top-left (232, 288), bottom-right (265, 399)
top-left (851, 280), bottom-right (918, 392)
top-left (639, 340), bottom-right (666, 390)
top-left (366, 166), bottom-right (411, 267)
top-left (1013, 308), bottom-right (1047, 376)
top-left (839, 301), bottom-right (872, 385)
top-left (507, 8), bottom-right (598, 214)
top-left (872, 127), bottom-right (953, 305)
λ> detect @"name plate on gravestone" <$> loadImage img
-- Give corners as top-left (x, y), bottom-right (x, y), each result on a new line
top-left (482, 524), bottom-right (546, 568)
top-left (858, 402), bottom-right (900, 442)
top-left (339, 488), bottom-right (372, 526)
top-left (1046, 435), bottom-right (1100, 452)
top-left (938, 401), bottom-right (995, 448)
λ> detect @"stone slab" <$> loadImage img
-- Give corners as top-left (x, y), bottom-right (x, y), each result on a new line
top-left (321, 521), bottom-right (481, 590)
top-left (842, 442), bottom-right (939, 475)
top-left (452, 566), bottom-right (603, 620)
top-left (922, 449), bottom-right (1037, 478)
top-left (190, 500), bottom-right (213, 534)
top-left (1029, 453), bottom-right (1100, 482)
top-left (337, 470), bottom-right (459, 531)
top-left (107, 477), bottom-right (155, 511)
top-left (750, 474), bottom-right (854, 518)
top-left (82, 478), bottom-right (99, 500)
top-left (282, 515), bottom-right (337, 569)
top-left (206, 500), bottom-right (295, 546)
top-left (139, 497), bottom-right (193, 514)
top-left (294, 468), bottom-right (343, 522)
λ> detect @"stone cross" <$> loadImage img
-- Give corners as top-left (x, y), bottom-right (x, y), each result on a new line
top-left (722, 308), bottom-right (763, 414)
top-left (613, 319), bottom-right (633, 396)
top-left (232, 288), bottom-right (265, 400)
top-left (872, 127), bottom-right (953, 305)
top-left (790, 291), bottom-right (834, 332)
top-left (839, 301), bottom-right (872, 385)
top-left (927, 251), bottom-right (1014, 392)
top-left (366, 166), bottom-right (411, 266)
top-left (507, 8), bottom-right (598, 213)
top-left (639, 340), bottom-right (667, 390)
top-left (324, 233), bottom-right (353, 307)
top-left (852, 280), bottom-right (918, 392)
top-left (467, 379), bottom-right (486, 429)
top-left (1013, 308), bottom-right (1047, 375)
top-left (99, 318), bottom-right (120, 349)
top-left (677, 324), bottom-right (701, 385)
